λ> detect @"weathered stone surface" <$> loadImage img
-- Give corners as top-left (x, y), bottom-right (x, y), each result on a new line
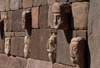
top-left (23, 0), bottom-right (32, 8)
top-left (5, 0), bottom-right (10, 11)
top-left (47, 0), bottom-right (56, 5)
top-left (11, 37), bottom-right (24, 57)
top-left (88, 0), bottom-right (100, 68)
top-left (77, 30), bottom-right (87, 39)
top-left (57, 0), bottom-right (68, 2)
top-left (15, 32), bottom-right (25, 37)
top-left (26, 58), bottom-right (52, 68)
top-left (48, 5), bottom-right (53, 28)
top-left (71, 2), bottom-right (89, 30)
top-left (53, 63), bottom-right (74, 68)
top-left (25, 29), bottom-right (31, 36)
top-left (32, 7), bottom-right (39, 28)
top-left (12, 9), bottom-right (25, 32)
top-left (75, 0), bottom-right (89, 2)
top-left (1, 12), bottom-right (7, 19)
top-left (68, 0), bottom-right (75, 2)
top-left (19, 0), bottom-right (22, 8)
top-left (33, 0), bottom-right (47, 6)
top-left (57, 30), bottom-right (76, 65)
top-left (5, 32), bottom-right (14, 37)
top-left (39, 6), bottom-right (48, 28)
top-left (0, 33), bottom-right (4, 53)
top-left (0, 0), bottom-right (5, 11)
top-left (10, 0), bottom-right (19, 10)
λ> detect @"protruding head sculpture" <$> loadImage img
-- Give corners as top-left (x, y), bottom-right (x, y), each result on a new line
top-left (22, 8), bottom-right (31, 29)
top-left (46, 33), bottom-right (57, 63)
top-left (5, 38), bottom-right (11, 55)
top-left (52, 2), bottom-right (70, 30)
top-left (24, 36), bottom-right (31, 58)
top-left (69, 37), bottom-right (86, 68)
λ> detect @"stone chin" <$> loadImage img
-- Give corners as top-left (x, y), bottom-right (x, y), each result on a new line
top-left (70, 57), bottom-right (78, 64)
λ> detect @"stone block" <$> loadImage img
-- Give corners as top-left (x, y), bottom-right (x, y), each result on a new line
top-left (26, 58), bottom-right (52, 68)
top-left (53, 63), bottom-right (75, 68)
top-left (5, 0), bottom-right (10, 11)
top-left (23, 0), bottom-right (32, 8)
top-left (71, 2), bottom-right (89, 30)
top-left (25, 29), bottom-right (31, 36)
top-left (0, 33), bottom-right (4, 53)
top-left (56, 30), bottom-right (76, 65)
top-left (33, 0), bottom-right (47, 6)
top-left (39, 6), bottom-right (48, 28)
top-left (75, 0), bottom-right (89, 2)
top-left (15, 32), bottom-right (25, 37)
top-left (11, 37), bottom-right (24, 57)
top-left (10, 0), bottom-right (19, 10)
top-left (32, 7), bottom-right (39, 28)
top-left (48, 5), bottom-right (53, 28)
top-left (47, 0), bottom-right (56, 5)
top-left (5, 32), bottom-right (14, 37)
top-left (57, 0), bottom-right (68, 2)
top-left (77, 30), bottom-right (87, 39)
top-left (12, 9), bottom-right (25, 32)
top-left (1, 12), bottom-right (7, 19)
top-left (19, 0), bottom-right (22, 9)
top-left (68, 0), bottom-right (75, 2)
top-left (0, 0), bottom-right (5, 11)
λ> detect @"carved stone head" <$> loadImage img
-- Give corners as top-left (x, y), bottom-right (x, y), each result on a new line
top-left (69, 37), bottom-right (86, 68)
top-left (52, 2), bottom-right (71, 30)
top-left (22, 8), bottom-right (31, 29)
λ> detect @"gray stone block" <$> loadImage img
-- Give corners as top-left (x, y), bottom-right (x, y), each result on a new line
top-left (5, 0), bottom-right (10, 11)
top-left (10, 0), bottom-right (19, 10)
top-left (77, 30), bottom-right (87, 39)
top-left (23, 0), bottom-right (32, 8)
top-left (33, 0), bottom-right (47, 6)
top-left (15, 32), bottom-right (25, 37)
top-left (0, 33), bottom-right (4, 53)
top-left (47, 0), bottom-right (56, 5)
top-left (5, 32), bottom-right (14, 37)
top-left (0, 0), bottom-right (5, 11)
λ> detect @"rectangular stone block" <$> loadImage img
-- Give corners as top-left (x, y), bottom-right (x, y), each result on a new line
top-left (57, 0), bottom-right (68, 2)
top-left (1, 12), bottom-right (7, 19)
top-left (39, 6), bottom-right (48, 28)
top-left (19, 0), bottom-right (22, 9)
top-left (0, 33), bottom-right (4, 53)
top-left (26, 58), bottom-right (52, 68)
top-left (53, 63), bottom-right (74, 68)
top-left (0, 0), bottom-right (5, 11)
top-left (12, 9), bottom-right (25, 32)
top-left (5, 32), bottom-right (14, 37)
top-left (15, 32), bottom-right (25, 37)
top-left (57, 30), bottom-right (75, 65)
top-left (71, 2), bottom-right (89, 30)
top-left (75, 0), bottom-right (89, 2)
top-left (32, 7), bottom-right (39, 28)
top-left (11, 37), bottom-right (24, 57)
top-left (77, 30), bottom-right (87, 39)
top-left (68, 0), bottom-right (75, 2)
top-left (33, 0), bottom-right (47, 6)
top-left (23, 0), bottom-right (32, 8)
top-left (10, 0), bottom-right (19, 10)
top-left (47, 0), bottom-right (56, 5)
top-left (5, 0), bottom-right (10, 11)
top-left (48, 5), bottom-right (53, 28)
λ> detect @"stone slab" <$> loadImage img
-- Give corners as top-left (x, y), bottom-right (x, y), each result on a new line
top-left (75, 0), bottom-right (89, 2)
top-left (26, 58), bottom-right (52, 68)
top-left (15, 32), bottom-right (25, 37)
top-left (5, 32), bottom-right (14, 37)
top-left (10, 0), bottom-right (19, 10)
top-left (0, 0), bottom-right (5, 11)
top-left (56, 30), bottom-right (76, 65)
top-left (33, 0), bottom-right (47, 6)
top-left (71, 2), bottom-right (89, 30)
top-left (39, 6), bottom-right (48, 28)
top-left (32, 7), bottom-right (39, 28)
top-left (0, 33), bottom-right (4, 53)
top-left (57, 0), bottom-right (68, 2)
top-left (1, 12), bottom-right (7, 19)
top-left (11, 37), bottom-right (24, 57)
top-left (23, 0), bottom-right (32, 8)
top-left (77, 30), bottom-right (87, 39)
top-left (5, 0), bottom-right (10, 11)
top-left (19, 0), bottom-right (22, 9)
top-left (12, 9), bottom-right (25, 32)
top-left (47, 0), bottom-right (56, 5)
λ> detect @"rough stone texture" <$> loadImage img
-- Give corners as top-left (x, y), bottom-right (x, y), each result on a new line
top-left (32, 7), bottom-right (39, 28)
top-left (19, 0), bottom-right (22, 8)
top-left (1, 12), bottom-right (7, 19)
top-left (71, 2), bottom-right (89, 30)
top-left (15, 32), bottom-right (25, 37)
top-left (57, 30), bottom-right (76, 65)
top-left (68, 0), bottom-right (75, 2)
top-left (11, 37), bottom-right (24, 57)
top-left (5, 0), bottom-right (10, 11)
top-left (47, 0), bottom-right (56, 5)
top-left (75, 0), bottom-right (89, 2)
top-left (57, 0), bottom-right (68, 2)
top-left (0, 33), bottom-right (4, 53)
top-left (26, 58), bottom-right (52, 68)
top-left (23, 0), bottom-right (32, 8)
top-left (39, 6), bottom-right (48, 29)
top-left (77, 30), bottom-right (87, 39)
top-left (0, 0), bottom-right (5, 11)
top-left (5, 32), bottom-right (14, 37)
top-left (48, 5), bottom-right (53, 28)
top-left (33, 0), bottom-right (47, 6)
top-left (12, 9), bottom-right (25, 32)
top-left (10, 0), bottom-right (19, 10)
top-left (53, 63), bottom-right (75, 68)
top-left (88, 0), bottom-right (100, 68)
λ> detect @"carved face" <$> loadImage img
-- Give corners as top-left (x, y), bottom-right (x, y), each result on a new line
top-left (53, 13), bottom-right (62, 29)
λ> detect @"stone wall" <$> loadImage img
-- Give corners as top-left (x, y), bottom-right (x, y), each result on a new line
top-left (0, 0), bottom-right (91, 68)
